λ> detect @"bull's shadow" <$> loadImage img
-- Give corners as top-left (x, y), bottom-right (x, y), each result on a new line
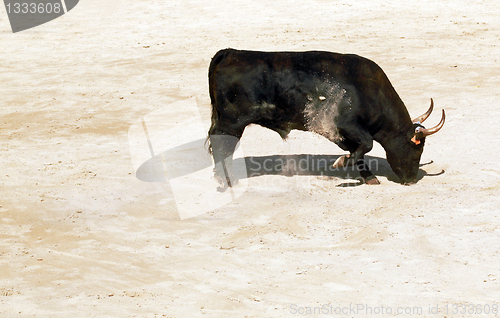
top-left (237, 154), bottom-right (412, 186)
top-left (134, 138), bottom-right (430, 186)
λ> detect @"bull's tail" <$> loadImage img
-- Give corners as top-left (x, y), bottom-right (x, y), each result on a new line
top-left (206, 49), bottom-right (232, 154)
top-left (205, 108), bottom-right (218, 155)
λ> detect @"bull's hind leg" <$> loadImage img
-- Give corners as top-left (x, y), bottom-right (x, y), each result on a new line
top-left (332, 127), bottom-right (380, 185)
top-left (208, 125), bottom-right (244, 192)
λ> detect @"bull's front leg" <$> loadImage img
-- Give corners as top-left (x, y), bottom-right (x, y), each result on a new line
top-left (332, 154), bottom-right (354, 168)
top-left (209, 134), bottom-right (240, 192)
top-left (333, 154), bottom-right (380, 185)
top-left (355, 157), bottom-right (380, 185)
top-left (332, 131), bottom-right (380, 185)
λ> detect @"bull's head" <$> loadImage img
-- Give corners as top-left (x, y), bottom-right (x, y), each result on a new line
top-left (386, 99), bottom-right (446, 185)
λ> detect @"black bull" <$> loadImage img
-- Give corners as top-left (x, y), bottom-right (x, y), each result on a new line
top-left (207, 49), bottom-right (445, 190)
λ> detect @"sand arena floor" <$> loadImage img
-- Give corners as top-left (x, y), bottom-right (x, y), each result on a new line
top-left (1, 0), bottom-right (500, 317)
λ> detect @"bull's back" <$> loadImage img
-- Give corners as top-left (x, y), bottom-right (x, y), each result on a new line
top-left (209, 49), bottom-right (386, 99)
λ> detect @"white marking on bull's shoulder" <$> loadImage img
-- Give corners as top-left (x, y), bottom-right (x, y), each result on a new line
top-left (252, 102), bottom-right (276, 119)
top-left (262, 102), bottom-right (276, 110)
top-left (304, 81), bottom-right (350, 143)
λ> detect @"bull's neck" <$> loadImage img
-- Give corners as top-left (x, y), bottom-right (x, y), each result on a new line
top-left (374, 105), bottom-right (413, 150)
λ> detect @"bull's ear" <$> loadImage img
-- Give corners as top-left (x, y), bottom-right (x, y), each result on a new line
top-left (410, 126), bottom-right (425, 145)
top-left (411, 135), bottom-right (421, 145)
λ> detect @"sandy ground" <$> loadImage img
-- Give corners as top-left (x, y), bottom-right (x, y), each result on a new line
top-left (1, 0), bottom-right (500, 317)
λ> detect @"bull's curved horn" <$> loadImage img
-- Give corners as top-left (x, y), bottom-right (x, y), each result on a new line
top-left (412, 99), bottom-right (434, 124)
top-left (416, 109), bottom-right (446, 137)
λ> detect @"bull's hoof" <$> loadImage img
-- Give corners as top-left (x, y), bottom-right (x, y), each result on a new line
top-left (214, 173), bottom-right (238, 192)
top-left (332, 155), bottom-right (352, 168)
top-left (364, 176), bottom-right (380, 185)
top-left (214, 174), bottom-right (228, 192)
top-left (217, 184), bottom-right (229, 192)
